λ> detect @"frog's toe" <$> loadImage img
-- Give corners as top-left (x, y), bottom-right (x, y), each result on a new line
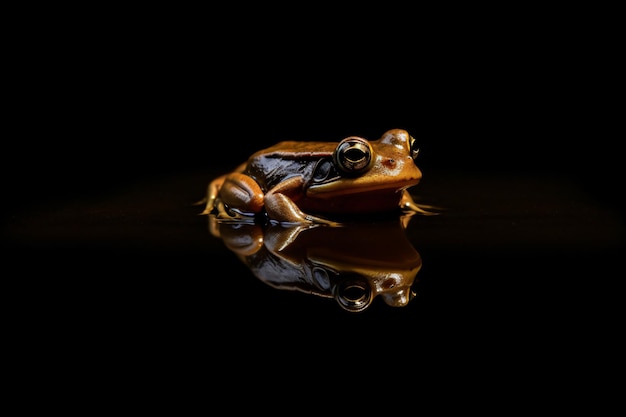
top-left (402, 201), bottom-right (444, 216)
top-left (412, 203), bottom-right (444, 215)
top-left (305, 215), bottom-right (343, 227)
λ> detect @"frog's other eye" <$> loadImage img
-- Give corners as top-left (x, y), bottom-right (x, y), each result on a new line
top-left (410, 135), bottom-right (420, 162)
top-left (333, 137), bottom-right (374, 175)
top-left (312, 158), bottom-right (341, 184)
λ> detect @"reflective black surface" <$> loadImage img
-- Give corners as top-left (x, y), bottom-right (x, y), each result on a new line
top-left (3, 31), bottom-right (623, 396)
top-left (207, 214), bottom-right (423, 312)
top-left (5, 9), bottom-right (624, 408)
top-left (4, 166), bottom-right (622, 326)
top-left (3, 147), bottom-right (623, 406)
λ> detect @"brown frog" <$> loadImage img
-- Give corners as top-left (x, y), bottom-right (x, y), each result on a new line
top-left (199, 128), bottom-right (432, 224)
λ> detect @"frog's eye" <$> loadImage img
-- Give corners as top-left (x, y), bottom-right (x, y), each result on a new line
top-left (334, 277), bottom-right (372, 312)
top-left (333, 137), bottom-right (374, 175)
top-left (410, 135), bottom-right (420, 162)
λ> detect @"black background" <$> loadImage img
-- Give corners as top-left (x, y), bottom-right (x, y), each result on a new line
top-left (3, 13), bottom-right (622, 407)
top-left (5, 35), bottom-right (619, 213)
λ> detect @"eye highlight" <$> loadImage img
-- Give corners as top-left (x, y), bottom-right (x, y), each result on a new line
top-left (333, 137), bottom-right (374, 175)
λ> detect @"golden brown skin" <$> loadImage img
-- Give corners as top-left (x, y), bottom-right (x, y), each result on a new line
top-left (200, 129), bottom-right (431, 224)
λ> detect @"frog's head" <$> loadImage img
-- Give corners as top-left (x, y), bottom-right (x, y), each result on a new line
top-left (304, 129), bottom-right (422, 213)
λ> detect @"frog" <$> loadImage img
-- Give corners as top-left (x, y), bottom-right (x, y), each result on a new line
top-left (199, 128), bottom-right (433, 225)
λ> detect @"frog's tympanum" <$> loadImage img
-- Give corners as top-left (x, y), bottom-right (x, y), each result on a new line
top-left (199, 129), bottom-right (431, 224)
top-left (209, 215), bottom-right (422, 312)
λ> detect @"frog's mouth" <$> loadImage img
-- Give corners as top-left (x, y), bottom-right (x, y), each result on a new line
top-left (307, 176), bottom-right (421, 198)
top-left (302, 179), bottom-right (421, 214)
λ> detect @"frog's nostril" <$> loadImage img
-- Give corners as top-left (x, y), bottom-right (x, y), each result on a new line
top-left (382, 158), bottom-right (396, 169)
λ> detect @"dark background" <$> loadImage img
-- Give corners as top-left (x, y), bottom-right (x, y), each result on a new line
top-left (3, 9), bottom-right (620, 211)
top-left (3, 13), bottom-right (622, 406)
top-left (5, 39), bottom-right (619, 214)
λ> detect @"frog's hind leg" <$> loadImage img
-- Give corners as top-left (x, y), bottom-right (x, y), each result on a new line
top-left (215, 200), bottom-right (250, 221)
top-left (196, 163), bottom-right (248, 214)
top-left (264, 177), bottom-right (341, 226)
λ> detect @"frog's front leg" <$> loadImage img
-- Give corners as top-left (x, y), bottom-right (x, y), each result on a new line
top-left (265, 176), bottom-right (339, 225)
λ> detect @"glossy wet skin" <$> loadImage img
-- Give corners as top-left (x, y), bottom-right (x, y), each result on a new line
top-left (201, 129), bottom-right (424, 224)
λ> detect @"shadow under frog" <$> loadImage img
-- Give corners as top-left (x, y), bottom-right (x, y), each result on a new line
top-left (209, 214), bottom-right (422, 312)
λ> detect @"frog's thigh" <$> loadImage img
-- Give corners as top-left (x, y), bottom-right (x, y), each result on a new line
top-left (264, 176), bottom-right (310, 223)
top-left (220, 172), bottom-right (265, 213)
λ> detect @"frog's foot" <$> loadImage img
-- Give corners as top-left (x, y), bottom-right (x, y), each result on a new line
top-left (197, 177), bottom-right (227, 215)
top-left (400, 191), bottom-right (443, 216)
top-left (403, 202), bottom-right (444, 216)
top-left (193, 196), bottom-right (214, 215)
top-left (214, 202), bottom-right (258, 222)
top-left (265, 193), bottom-right (342, 226)
top-left (192, 197), bottom-right (207, 206)
top-left (193, 193), bottom-right (217, 215)
top-left (197, 203), bottom-right (217, 216)
top-left (304, 214), bottom-right (343, 227)
top-left (271, 215), bottom-right (341, 227)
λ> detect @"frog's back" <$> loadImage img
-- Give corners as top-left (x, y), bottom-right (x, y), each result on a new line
top-left (244, 141), bottom-right (337, 191)
top-left (254, 141), bottom-right (337, 160)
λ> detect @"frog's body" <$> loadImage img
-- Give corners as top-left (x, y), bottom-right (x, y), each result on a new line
top-left (200, 129), bottom-right (430, 224)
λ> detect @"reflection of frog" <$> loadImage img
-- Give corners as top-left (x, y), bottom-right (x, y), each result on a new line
top-left (210, 215), bottom-right (422, 312)
top-left (199, 129), bottom-right (432, 224)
